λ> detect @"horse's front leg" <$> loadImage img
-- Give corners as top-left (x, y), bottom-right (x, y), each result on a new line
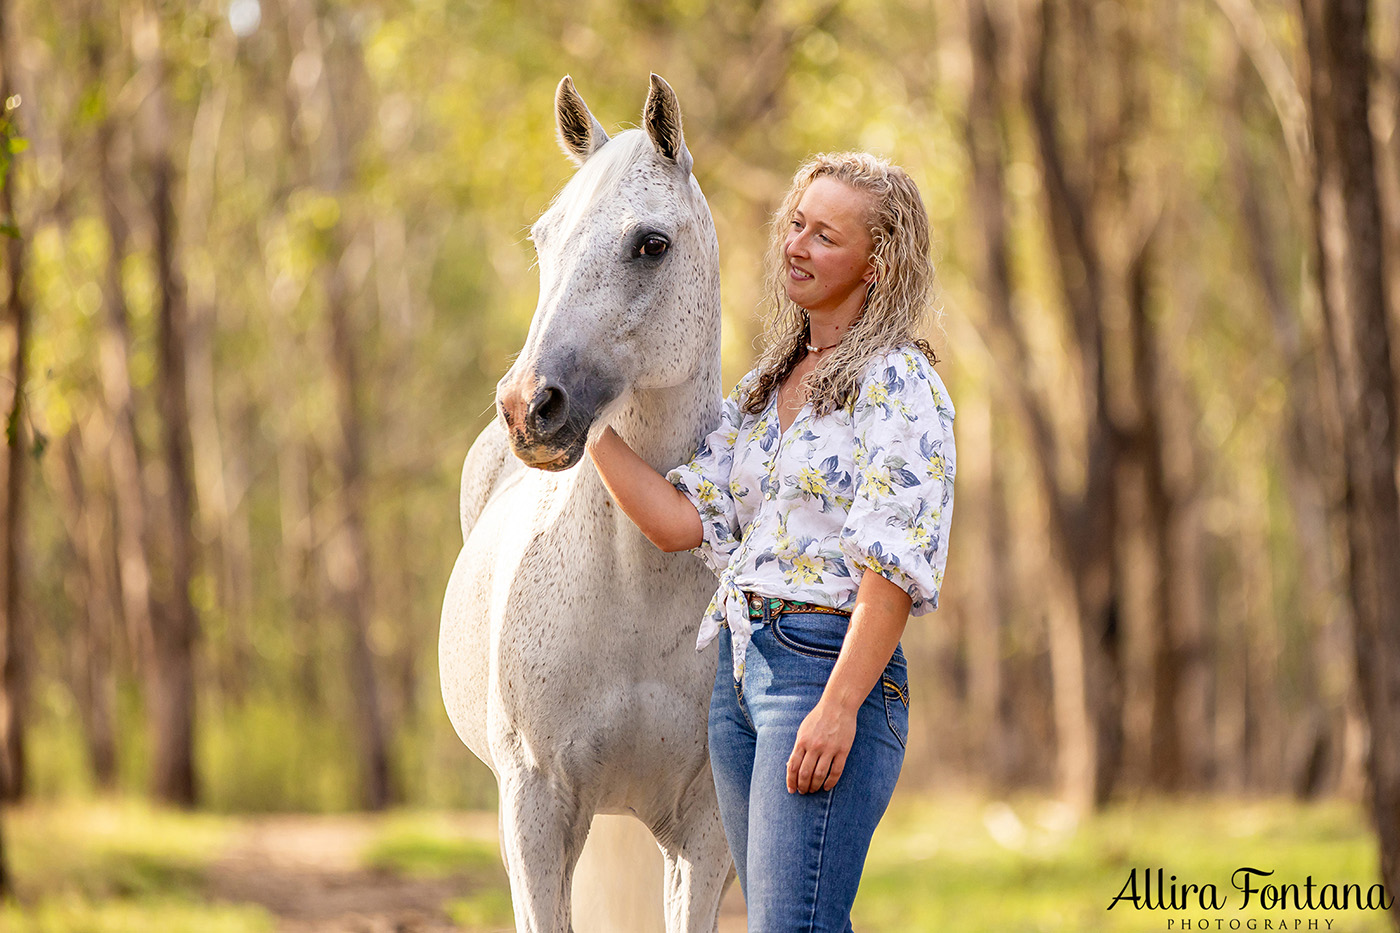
top-left (499, 768), bottom-right (592, 933)
top-left (655, 768), bottom-right (735, 933)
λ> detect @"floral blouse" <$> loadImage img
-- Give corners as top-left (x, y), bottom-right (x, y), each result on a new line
top-left (667, 345), bottom-right (956, 680)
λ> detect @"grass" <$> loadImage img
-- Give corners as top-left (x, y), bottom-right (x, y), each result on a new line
top-left (0, 800), bottom-right (273, 933)
top-left (0, 793), bottom-right (1392, 932)
top-left (855, 793), bottom-right (1394, 932)
top-left (361, 812), bottom-right (507, 879)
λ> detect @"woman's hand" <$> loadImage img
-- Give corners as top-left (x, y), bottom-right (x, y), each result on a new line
top-left (786, 570), bottom-right (911, 794)
top-left (787, 698), bottom-right (859, 794)
top-left (588, 427), bottom-right (704, 552)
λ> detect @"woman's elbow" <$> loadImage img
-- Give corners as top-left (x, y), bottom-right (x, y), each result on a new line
top-left (654, 532), bottom-right (698, 553)
top-left (650, 523), bottom-right (702, 553)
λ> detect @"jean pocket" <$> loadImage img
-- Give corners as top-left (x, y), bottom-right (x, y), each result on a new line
top-left (881, 653), bottom-right (910, 747)
top-left (769, 611), bottom-right (845, 659)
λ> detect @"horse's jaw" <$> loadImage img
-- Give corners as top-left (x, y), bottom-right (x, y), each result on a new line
top-left (512, 443), bottom-right (586, 472)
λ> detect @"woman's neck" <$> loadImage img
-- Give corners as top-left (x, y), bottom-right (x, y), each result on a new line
top-left (806, 303), bottom-right (863, 351)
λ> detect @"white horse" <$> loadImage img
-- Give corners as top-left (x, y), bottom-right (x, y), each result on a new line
top-left (439, 74), bottom-right (733, 933)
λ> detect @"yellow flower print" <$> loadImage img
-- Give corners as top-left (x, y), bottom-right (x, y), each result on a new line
top-left (796, 466), bottom-right (829, 497)
top-left (862, 462), bottom-right (894, 498)
top-left (696, 478), bottom-right (719, 509)
top-left (907, 522), bottom-right (932, 551)
top-left (788, 552), bottom-right (824, 584)
top-left (928, 454), bottom-right (947, 483)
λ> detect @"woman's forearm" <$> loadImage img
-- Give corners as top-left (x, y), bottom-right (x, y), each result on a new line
top-left (787, 570), bottom-right (911, 793)
top-left (822, 571), bottom-right (911, 713)
top-left (587, 427), bottom-right (704, 552)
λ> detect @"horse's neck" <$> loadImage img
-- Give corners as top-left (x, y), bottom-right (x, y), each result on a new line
top-left (612, 364), bottom-right (723, 473)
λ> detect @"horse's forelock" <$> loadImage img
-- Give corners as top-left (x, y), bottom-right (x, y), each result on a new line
top-left (543, 130), bottom-right (689, 242)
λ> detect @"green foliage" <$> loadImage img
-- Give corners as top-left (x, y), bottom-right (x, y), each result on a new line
top-left (198, 693), bottom-right (363, 813)
top-left (0, 0), bottom-right (1365, 825)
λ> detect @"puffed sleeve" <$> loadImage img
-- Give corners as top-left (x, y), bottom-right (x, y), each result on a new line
top-left (838, 349), bottom-right (956, 614)
top-left (666, 374), bottom-right (752, 576)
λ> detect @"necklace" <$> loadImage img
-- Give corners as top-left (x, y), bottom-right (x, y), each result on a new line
top-left (805, 338), bottom-right (841, 353)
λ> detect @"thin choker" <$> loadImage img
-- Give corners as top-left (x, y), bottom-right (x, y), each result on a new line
top-left (805, 338), bottom-right (841, 353)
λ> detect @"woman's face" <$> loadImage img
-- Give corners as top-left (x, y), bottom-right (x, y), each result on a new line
top-left (782, 176), bottom-right (877, 320)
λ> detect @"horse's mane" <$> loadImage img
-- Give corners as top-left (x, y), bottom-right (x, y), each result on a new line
top-left (546, 130), bottom-right (654, 239)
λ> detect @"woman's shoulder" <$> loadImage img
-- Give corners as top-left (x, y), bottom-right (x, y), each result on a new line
top-left (859, 344), bottom-right (955, 420)
top-left (722, 367), bottom-right (763, 404)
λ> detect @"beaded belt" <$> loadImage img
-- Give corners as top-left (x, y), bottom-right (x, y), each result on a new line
top-left (742, 590), bottom-right (852, 621)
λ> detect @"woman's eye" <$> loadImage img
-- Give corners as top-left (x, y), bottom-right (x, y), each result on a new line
top-left (639, 234), bottom-right (669, 257)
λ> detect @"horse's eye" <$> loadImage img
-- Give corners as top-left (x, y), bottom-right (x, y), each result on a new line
top-left (638, 234), bottom-right (669, 258)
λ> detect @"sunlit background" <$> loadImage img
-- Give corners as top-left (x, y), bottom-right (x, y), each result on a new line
top-left (1, 0), bottom-right (1399, 929)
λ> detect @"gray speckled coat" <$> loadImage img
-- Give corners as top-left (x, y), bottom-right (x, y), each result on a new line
top-left (439, 75), bottom-right (734, 933)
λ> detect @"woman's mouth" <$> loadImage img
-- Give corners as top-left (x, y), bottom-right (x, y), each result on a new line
top-left (789, 265), bottom-right (813, 282)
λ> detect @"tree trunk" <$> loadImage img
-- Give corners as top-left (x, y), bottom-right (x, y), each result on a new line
top-left (55, 430), bottom-right (119, 788)
top-left (139, 5), bottom-right (200, 806)
top-left (1301, 0), bottom-right (1400, 913)
top-left (0, 0), bottom-right (28, 804)
top-left (1023, 0), bottom-right (1124, 808)
top-left (325, 244), bottom-right (392, 810)
top-left (1224, 50), bottom-right (1349, 797)
top-left (184, 76), bottom-right (251, 701)
top-left (88, 6), bottom-right (157, 680)
top-left (275, 0), bottom-right (393, 808)
top-left (966, 0), bottom-right (1125, 809)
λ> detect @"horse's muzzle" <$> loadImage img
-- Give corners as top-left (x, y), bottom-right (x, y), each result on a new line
top-left (497, 365), bottom-right (618, 471)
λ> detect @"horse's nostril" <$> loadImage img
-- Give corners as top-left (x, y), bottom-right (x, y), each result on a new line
top-left (527, 384), bottom-right (570, 436)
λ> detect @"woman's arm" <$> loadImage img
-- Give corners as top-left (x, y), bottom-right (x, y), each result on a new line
top-left (588, 427), bottom-right (704, 553)
top-left (786, 569), bottom-right (910, 794)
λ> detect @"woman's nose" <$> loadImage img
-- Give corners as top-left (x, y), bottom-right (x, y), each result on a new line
top-left (785, 231), bottom-right (806, 257)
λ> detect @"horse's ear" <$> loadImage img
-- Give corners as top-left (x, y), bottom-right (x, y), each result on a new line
top-left (556, 75), bottom-right (609, 165)
top-left (643, 73), bottom-right (692, 177)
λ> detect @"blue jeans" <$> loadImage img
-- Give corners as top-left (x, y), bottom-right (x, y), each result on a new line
top-left (708, 607), bottom-right (909, 932)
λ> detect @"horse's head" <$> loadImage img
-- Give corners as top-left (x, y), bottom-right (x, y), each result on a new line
top-left (496, 74), bottom-right (719, 471)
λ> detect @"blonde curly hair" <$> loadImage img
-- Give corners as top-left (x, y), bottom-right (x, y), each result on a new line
top-left (742, 151), bottom-right (938, 417)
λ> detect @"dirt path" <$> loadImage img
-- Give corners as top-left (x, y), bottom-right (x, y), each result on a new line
top-left (205, 813), bottom-right (746, 933)
top-left (207, 814), bottom-right (493, 933)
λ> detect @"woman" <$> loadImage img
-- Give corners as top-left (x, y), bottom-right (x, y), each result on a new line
top-left (588, 151), bottom-right (955, 931)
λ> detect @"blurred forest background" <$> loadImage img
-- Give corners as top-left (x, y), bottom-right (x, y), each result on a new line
top-left (2, 0), bottom-right (1400, 922)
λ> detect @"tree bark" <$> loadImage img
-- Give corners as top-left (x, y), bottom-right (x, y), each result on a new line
top-left (1302, 0), bottom-right (1400, 912)
top-left (967, 0), bottom-right (1117, 809)
top-left (87, 3), bottom-right (157, 680)
top-left (183, 47), bottom-right (252, 699)
top-left (138, 5), bottom-right (200, 806)
top-left (54, 430), bottom-right (119, 788)
top-left (1015, 0), bottom-right (1125, 808)
top-left (1224, 49), bottom-right (1350, 797)
top-left (0, 0), bottom-right (28, 805)
top-left (276, 0), bottom-right (393, 808)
